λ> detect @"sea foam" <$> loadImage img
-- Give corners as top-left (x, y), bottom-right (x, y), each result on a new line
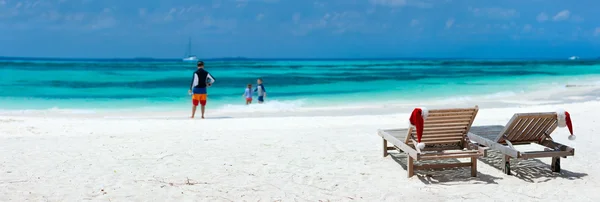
top-left (216, 99), bottom-right (307, 113)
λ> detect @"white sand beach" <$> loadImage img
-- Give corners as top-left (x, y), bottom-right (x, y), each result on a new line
top-left (2, 89), bottom-right (600, 201)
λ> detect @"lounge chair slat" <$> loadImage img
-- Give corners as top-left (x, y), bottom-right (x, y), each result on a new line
top-left (516, 118), bottom-right (541, 141)
top-left (528, 118), bottom-right (554, 142)
top-left (411, 129), bottom-right (466, 135)
top-left (424, 119), bottom-right (472, 124)
top-left (419, 153), bottom-right (482, 160)
top-left (423, 122), bottom-right (472, 128)
top-left (539, 119), bottom-right (558, 139)
top-left (423, 126), bottom-right (468, 132)
top-left (513, 117), bottom-right (546, 142)
top-left (426, 115), bottom-right (473, 120)
top-left (519, 118), bottom-right (544, 141)
top-left (512, 117), bottom-right (534, 140)
top-left (420, 136), bottom-right (464, 142)
top-left (545, 121), bottom-right (558, 137)
top-left (513, 114), bottom-right (556, 118)
top-left (520, 118), bottom-right (551, 142)
top-left (412, 133), bottom-right (464, 138)
top-left (508, 118), bottom-right (531, 141)
top-left (428, 111), bottom-right (475, 117)
top-left (429, 108), bottom-right (478, 113)
top-left (421, 146), bottom-right (464, 151)
top-left (421, 140), bottom-right (461, 145)
top-left (420, 150), bottom-right (479, 155)
top-left (495, 114), bottom-right (521, 142)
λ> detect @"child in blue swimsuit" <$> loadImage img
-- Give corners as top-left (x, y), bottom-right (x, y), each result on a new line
top-left (254, 78), bottom-right (267, 103)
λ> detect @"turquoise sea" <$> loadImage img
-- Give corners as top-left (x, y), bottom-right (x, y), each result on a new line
top-left (1, 58), bottom-right (600, 112)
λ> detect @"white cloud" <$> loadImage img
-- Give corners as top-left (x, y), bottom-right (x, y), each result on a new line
top-left (469, 7), bottom-right (519, 19)
top-left (292, 13), bottom-right (301, 23)
top-left (256, 13), bottom-right (264, 21)
top-left (536, 12), bottom-right (548, 22)
top-left (138, 8), bottom-right (147, 17)
top-left (313, 1), bottom-right (325, 8)
top-left (63, 13), bottom-right (85, 22)
top-left (553, 10), bottom-right (570, 21)
top-left (369, 0), bottom-right (434, 8)
top-left (88, 16), bottom-right (117, 30)
top-left (236, 0), bottom-right (248, 8)
top-left (523, 24), bottom-right (532, 32)
top-left (410, 19), bottom-right (419, 26)
top-left (179, 15), bottom-right (238, 34)
top-left (595, 27), bottom-right (600, 36)
top-left (570, 15), bottom-right (584, 23)
top-left (411, 1), bottom-right (433, 8)
top-left (445, 18), bottom-right (454, 28)
top-left (161, 6), bottom-right (204, 22)
top-left (369, 0), bottom-right (407, 7)
top-left (290, 11), bottom-right (366, 36)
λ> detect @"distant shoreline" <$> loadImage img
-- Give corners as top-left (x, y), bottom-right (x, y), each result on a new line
top-left (1, 56), bottom-right (599, 62)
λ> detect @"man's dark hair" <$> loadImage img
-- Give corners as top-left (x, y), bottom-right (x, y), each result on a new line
top-left (257, 78), bottom-right (263, 82)
top-left (197, 61), bottom-right (204, 67)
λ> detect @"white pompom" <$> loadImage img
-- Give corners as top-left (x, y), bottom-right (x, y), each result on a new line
top-left (556, 109), bottom-right (567, 128)
top-left (417, 142), bottom-right (426, 149)
top-left (420, 107), bottom-right (429, 120)
top-left (568, 135), bottom-right (576, 141)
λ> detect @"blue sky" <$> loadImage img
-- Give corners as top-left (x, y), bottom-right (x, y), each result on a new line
top-left (1, 0), bottom-right (599, 59)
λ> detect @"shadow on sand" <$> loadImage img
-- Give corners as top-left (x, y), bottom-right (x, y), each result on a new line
top-left (388, 149), bottom-right (588, 184)
top-left (477, 150), bottom-right (588, 183)
top-left (389, 153), bottom-right (502, 185)
top-left (140, 116), bottom-right (235, 120)
top-left (202, 116), bottom-right (234, 120)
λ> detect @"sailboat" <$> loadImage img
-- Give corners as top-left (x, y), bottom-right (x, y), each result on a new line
top-left (182, 37), bottom-right (198, 62)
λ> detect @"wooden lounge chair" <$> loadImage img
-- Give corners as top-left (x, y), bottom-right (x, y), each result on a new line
top-left (468, 112), bottom-right (575, 175)
top-left (377, 106), bottom-right (486, 177)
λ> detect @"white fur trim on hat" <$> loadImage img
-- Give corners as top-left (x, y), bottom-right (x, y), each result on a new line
top-left (568, 135), bottom-right (576, 140)
top-left (417, 142), bottom-right (426, 149)
top-left (420, 107), bottom-right (429, 120)
top-left (556, 109), bottom-right (567, 128)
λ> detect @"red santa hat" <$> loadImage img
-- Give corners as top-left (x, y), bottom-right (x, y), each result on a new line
top-left (409, 107), bottom-right (429, 149)
top-left (556, 109), bottom-right (575, 140)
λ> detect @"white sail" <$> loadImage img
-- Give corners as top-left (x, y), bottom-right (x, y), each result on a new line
top-left (182, 37), bottom-right (198, 62)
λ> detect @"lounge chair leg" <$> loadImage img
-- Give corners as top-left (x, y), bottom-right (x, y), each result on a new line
top-left (551, 157), bottom-right (561, 172)
top-left (471, 157), bottom-right (477, 177)
top-left (407, 156), bottom-right (414, 177)
top-left (503, 155), bottom-right (511, 175)
top-left (383, 139), bottom-right (388, 157)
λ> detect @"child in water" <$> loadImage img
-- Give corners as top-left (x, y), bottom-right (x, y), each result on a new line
top-left (243, 84), bottom-right (253, 105)
top-left (254, 78), bottom-right (267, 104)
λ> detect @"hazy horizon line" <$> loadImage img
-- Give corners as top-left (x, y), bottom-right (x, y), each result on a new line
top-left (0, 55), bottom-right (595, 61)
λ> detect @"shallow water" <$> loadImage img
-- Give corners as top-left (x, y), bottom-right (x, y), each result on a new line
top-left (1, 58), bottom-right (600, 112)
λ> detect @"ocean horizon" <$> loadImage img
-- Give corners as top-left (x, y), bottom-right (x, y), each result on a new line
top-left (2, 57), bottom-right (600, 115)
top-left (2, 56), bottom-right (600, 62)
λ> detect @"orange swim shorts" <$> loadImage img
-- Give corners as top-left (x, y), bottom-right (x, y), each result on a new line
top-left (192, 94), bottom-right (207, 106)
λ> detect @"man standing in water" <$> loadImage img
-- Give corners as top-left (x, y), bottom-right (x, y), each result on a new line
top-left (188, 61), bottom-right (215, 119)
